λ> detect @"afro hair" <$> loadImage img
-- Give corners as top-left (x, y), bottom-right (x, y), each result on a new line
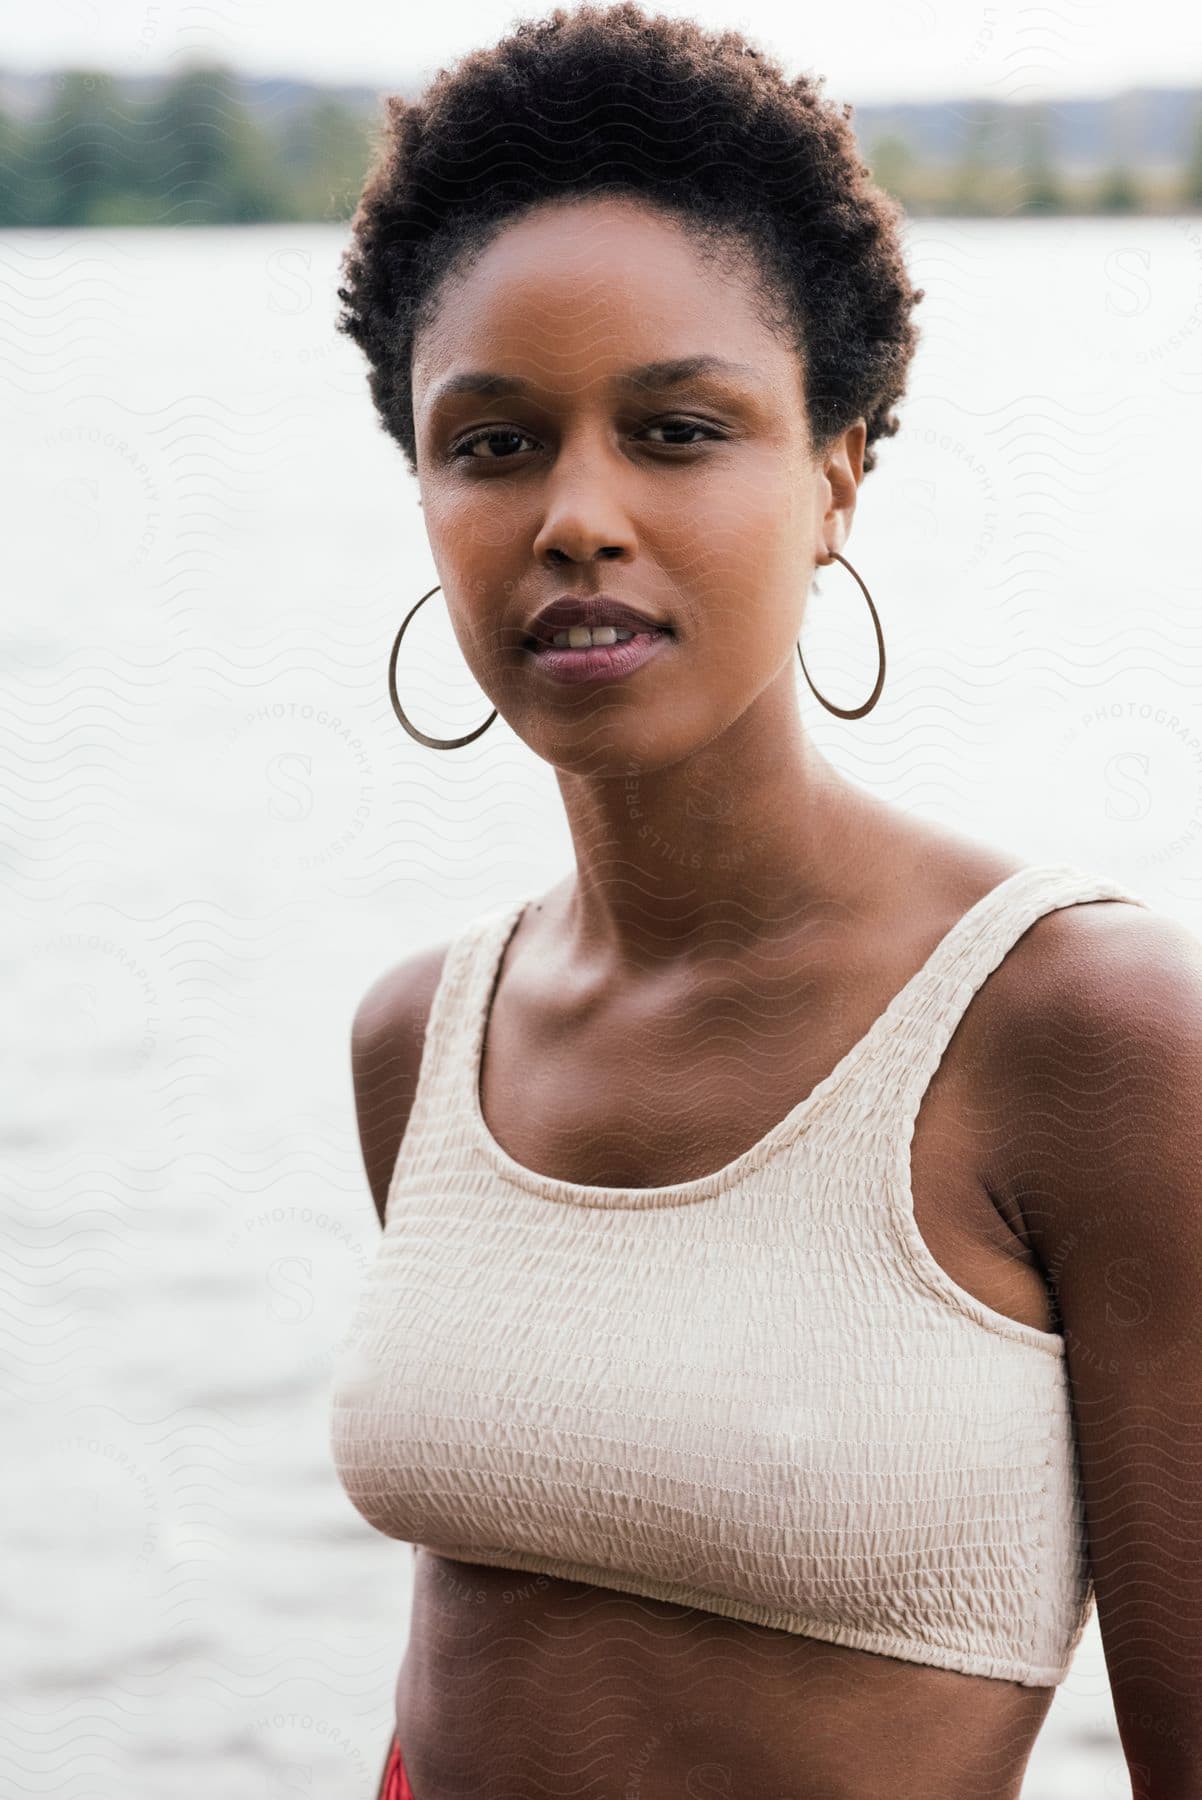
top-left (336, 1), bottom-right (925, 480)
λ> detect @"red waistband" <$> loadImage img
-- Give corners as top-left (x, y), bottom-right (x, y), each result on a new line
top-left (378, 1733), bottom-right (415, 1800)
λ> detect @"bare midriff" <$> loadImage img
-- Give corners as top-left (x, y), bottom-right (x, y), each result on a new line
top-left (395, 1555), bottom-right (1055, 1800)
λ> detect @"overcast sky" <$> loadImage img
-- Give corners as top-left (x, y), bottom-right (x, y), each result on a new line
top-left (4, 0), bottom-right (1200, 103)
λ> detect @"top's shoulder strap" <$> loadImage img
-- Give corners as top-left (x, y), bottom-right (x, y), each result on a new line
top-left (383, 896), bottom-right (527, 1201)
top-left (884, 861), bottom-right (1153, 1105)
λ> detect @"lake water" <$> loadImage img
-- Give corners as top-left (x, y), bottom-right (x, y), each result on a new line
top-left (5, 217), bottom-right (1201, 1798)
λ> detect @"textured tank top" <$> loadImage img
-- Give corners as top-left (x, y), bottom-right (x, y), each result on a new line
top-left (329, 861), bottom-right (1151, 1687)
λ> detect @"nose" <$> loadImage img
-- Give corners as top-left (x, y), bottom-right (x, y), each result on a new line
top-left (530, 430), bottom-right (639, 569)
top-left (543, 540), bottom-right (627, 566)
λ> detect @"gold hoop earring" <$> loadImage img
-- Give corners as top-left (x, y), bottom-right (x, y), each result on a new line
top-left (387, 584), bottom-right (498, 750)
top-left (797, 550), bottom-right (886, 719)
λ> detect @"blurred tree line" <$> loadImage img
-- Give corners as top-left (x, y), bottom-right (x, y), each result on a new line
top-left (0, 66), bottom-right (371, 226)
top-left (867, 97), bottom-right (1202, 215)
top-left (3, 65), bottom-right (1202, 225)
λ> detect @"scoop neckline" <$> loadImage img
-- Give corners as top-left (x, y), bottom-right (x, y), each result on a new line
top-left (464, 862), bottom-right (1078, 1210)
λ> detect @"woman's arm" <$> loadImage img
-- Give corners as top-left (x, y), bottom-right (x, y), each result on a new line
top-left (350, 937), bottom-right (454, 1568)
top-left (1002, 902), bottom-right (1202, 1797)
top-left (349, 938), bottom-right (452, 1231)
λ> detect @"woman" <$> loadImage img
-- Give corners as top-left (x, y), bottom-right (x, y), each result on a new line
top-left (330, 7), bottom-right (1202, 1796)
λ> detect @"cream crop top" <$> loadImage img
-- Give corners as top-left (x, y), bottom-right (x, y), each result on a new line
top-left (329, 861), bottom-right (1150, 1687)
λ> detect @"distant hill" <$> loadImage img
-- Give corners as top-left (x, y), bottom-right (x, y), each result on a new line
top-left (3, 67), bottom-right (1198, 167)
top-left (852, 87), bottom-right (1202, 174)
top-left (1, 65), bottom-right (1198, 224)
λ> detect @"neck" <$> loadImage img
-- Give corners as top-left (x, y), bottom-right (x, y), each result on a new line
top-left (546, 672), bottom-right (887, 967)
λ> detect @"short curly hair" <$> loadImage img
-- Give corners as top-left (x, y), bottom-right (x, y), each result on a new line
top-left (336, 1), bottom-right (925, 481)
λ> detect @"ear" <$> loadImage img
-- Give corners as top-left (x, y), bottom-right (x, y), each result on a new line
top-left (822, 419), bottom-right (866, 551)
top-left (841, 417), bottom-right (867, 487)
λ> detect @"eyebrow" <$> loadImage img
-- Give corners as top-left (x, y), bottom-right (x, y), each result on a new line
top-left (425, 355), bottom-right (762, 413)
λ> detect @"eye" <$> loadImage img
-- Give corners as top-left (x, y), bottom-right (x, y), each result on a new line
top-left (445, 416), bottom-right (728, 462)
top-left (448, 426), bottom-right (538, 462)
top-left (640, 417), bottom-right (727, 448)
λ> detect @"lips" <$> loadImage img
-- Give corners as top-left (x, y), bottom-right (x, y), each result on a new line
top-left (523, 596), bottom-right (672, 647)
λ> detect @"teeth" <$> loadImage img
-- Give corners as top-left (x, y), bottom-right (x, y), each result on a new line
top-left (551, 625), bottom-right (638, 648)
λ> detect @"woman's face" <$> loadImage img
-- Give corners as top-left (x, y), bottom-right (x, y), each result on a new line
top-left (411, 193), bottom-right (863, 774)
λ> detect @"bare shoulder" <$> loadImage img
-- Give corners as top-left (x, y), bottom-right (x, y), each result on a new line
top-left (985, 887), bottom-right (1197, 1058)
top-left (971, 887), bottom-right (1202, 1249)
top-left (350, 936), bottom-right (455, 1229)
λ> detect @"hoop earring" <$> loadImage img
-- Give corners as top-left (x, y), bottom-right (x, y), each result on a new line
top-left (387, 584), bottom-right (497, 750)
top-left (797, 550), bottom-right (886, 719)
top-left (389, 556), bottom-right (886, 744)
